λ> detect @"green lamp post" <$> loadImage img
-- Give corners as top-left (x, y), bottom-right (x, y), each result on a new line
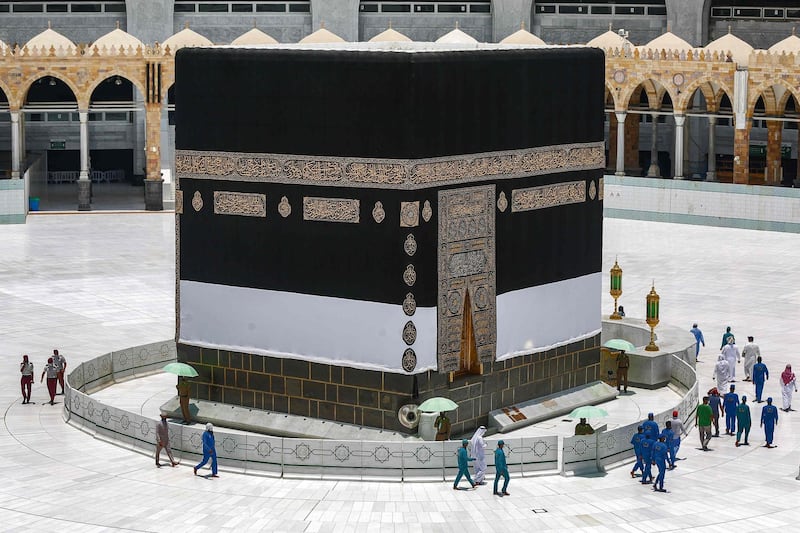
top-left (609, 259), bottom-right (623, 320)
top-left (645, 282), bottom-right (660, 352)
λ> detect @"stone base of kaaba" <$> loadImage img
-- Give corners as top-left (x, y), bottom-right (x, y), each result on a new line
top-left (178, 334), bottom-right (601, 436)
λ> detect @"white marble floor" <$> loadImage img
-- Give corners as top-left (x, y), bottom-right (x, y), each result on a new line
top-left (2, 212), bottom-right (800, 532)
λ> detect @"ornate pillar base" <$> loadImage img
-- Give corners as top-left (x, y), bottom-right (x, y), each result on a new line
top-left (144, 179), bottom-right (164, 211)
top-left (77, 180), bottom-right (91, 211)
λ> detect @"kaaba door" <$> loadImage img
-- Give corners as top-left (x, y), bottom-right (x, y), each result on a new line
top-left (437, 185), bottom-right (497, 374)
top-left (458, 289), bottom-right (481, 375)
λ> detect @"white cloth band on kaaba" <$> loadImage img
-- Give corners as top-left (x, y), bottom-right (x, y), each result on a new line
top-left (179, 272), bottom-right (600, 373)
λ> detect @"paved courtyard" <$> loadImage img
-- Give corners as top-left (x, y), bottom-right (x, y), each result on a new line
top-left (2, 211), bottom-right (800, 531)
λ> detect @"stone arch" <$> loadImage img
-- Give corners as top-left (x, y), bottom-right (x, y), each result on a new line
top-left (676, 78), bottom-right (719, 113)
top-left (19, 71), bottom-right (83, 109)
top-left (605, 81), bottom-right (617, 110)
top-left (713, 86), bottom-right (735, 114)
top-left (776, 83), bottom-right (800, 114)
top-left (87, 71), bottom-right (147, 103)
top-left (0, 77), bottom-right (15, 109)
top-left (747, 82), bottom-right (783, 117)
top-left (624, 78), bottom-right (673, 112)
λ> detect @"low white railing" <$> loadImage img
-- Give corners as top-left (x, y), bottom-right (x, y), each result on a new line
top-left (64, 340), bottom-right (697, 480)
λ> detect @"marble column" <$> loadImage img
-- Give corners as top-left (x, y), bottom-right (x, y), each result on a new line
top-left (706, 116), bottom-right (717, 181)
top-left (10, 110), bottom-right (20, 179)
top-left (77, 111), bottom-right (91, 211)
top-left (615, 112), bottom-right (626, 176)
top-left (765, 120), bottom-right (783, 184)
top-left (733, 123), bottom-right (750, 184)
top-left (733, 70), bottom-right (750, 184)
top-left (646, 113), bottom-right (660, 177)
top-left (674, 114), bottom-right (686, 179)
top-left (144, 102), bottom-right (163, 211)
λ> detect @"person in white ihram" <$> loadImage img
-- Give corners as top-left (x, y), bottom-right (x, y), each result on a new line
top-left (469, 426), bottom-right (488, 485)
top-left (742, 336), bottom-right (760, 382)
top-left (721, 337), bottom-right (740, 381)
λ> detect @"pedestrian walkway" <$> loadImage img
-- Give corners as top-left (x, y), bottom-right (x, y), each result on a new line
top-left (2, 213), bottom-right (800, 531)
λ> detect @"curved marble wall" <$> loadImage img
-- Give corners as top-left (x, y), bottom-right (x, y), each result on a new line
top-left (64, 331), bottom-right (697, 479)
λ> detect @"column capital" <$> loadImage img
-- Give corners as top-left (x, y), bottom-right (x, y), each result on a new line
top-left (615, 111), bottom-right (628, 123)
top-left (674, 114), bottom-right (686, 126)
top-left (708, 115), bottom-right (717, 125)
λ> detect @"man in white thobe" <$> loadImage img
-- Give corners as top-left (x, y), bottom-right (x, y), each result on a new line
top-left (714, 354), bottom-right (731, 393)
top-left (721, 338), bottom-right (740, 381)
top-left (742, 336), bottom-right (760, 382)
top-left (469, 425), bottom-right (487, 484)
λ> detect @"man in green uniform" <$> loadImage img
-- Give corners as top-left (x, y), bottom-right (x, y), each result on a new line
top-left (696, 396), bottom-right (713, 451)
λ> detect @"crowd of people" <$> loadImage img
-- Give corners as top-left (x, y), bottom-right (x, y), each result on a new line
top-left (18, 350), bottom-right (67, 405)
top-left (629, 411), bottom-right (687, 492)
top-left (694, 325), bottom-right (797, 451)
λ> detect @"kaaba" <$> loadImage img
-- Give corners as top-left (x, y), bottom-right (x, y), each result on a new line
top-left (174, 43), bottom-right (605, 436)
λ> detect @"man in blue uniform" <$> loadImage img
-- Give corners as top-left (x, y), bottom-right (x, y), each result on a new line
top-left (735, 396), bottom-right (751, 447)
top-left (493, 440), bottom-right (510, 496)
top-left (640, 435), bottom-right (654, 484)
top-left (752, 356), bottom-right (769, 403)
top-left (660, 421), bottom-right (676, 469)
top-left (761, 397), bottom-right (779, 448)
top-left (194, 423), bottom-right (218, 477)
top-left (642, 413), bottom-right (659, 442)
top-left (651, 435), bottom-right (669, 492)
top-left (454, 439), bottom-right (476, 489)
top-left (690, 323), bottom-right (705, 362)
top-left (630, 426), bottom-right (645, 478)
top-left (723, 384), bottom-right (739, 436)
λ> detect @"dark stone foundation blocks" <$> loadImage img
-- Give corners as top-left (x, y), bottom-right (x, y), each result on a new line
top-left (178, 333), bottom-right (601, 436)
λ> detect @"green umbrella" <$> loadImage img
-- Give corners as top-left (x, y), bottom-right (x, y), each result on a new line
top-left (418, 397), bottom-right (459, 413)
top-left (603, 338), bottom-right (636, 352)
top-left (569, 406), bottom-right (609, 419)
top-left (162, 362), bottom-right (199, 377)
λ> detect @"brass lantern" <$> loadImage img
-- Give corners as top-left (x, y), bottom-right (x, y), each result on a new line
top-left (645, 282), bottom-right (660, 351)
top-left (609, 259), bottom-right (623, 319)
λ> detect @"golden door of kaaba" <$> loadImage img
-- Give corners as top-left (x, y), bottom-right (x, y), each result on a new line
top-left (437, 185), bottom-right (497, 374)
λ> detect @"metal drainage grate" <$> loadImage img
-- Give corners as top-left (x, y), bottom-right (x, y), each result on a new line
top-left (532, 509), bottom-right (548, 513)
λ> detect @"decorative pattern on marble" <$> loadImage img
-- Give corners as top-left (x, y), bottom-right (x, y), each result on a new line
top-left (175, 142), bottom-right (605, 190)
top-left (511, 181), bottom-right (586, 212)
top-left (278, 196), bottom-right (291, 218)
top-left (302, 197), bottom-right (360, 223)
top-left (437, 185), bottom-right (497, 373)
top-left (372, 201), bottom-right (385, 223)
top-left (213, 191), bottom-right (267, 217)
